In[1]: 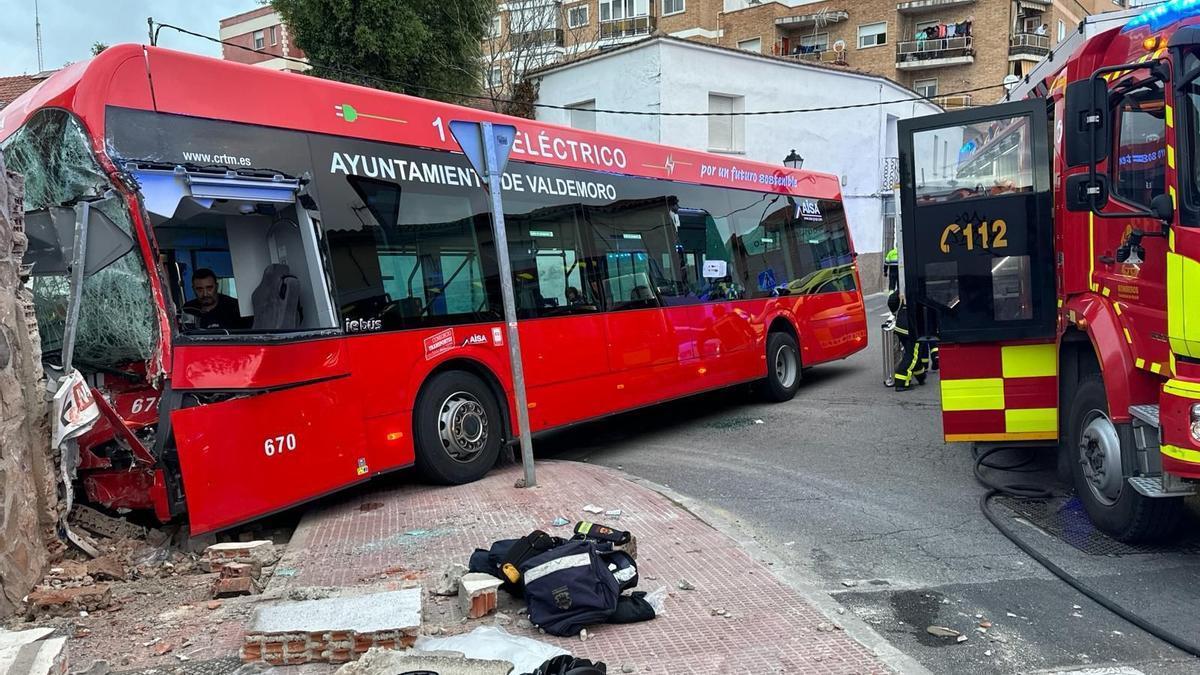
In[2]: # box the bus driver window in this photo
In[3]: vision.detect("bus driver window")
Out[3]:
[131,166,337,334]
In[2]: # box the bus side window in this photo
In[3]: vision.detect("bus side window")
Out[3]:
[584,198,683,310]
[725,192,795,297]
[324,168,502,331]
[503,200,599,318]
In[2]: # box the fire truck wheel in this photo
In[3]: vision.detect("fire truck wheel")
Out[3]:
[763,331,801,402]
[1067,374,1184,542]
[414,370,503,485]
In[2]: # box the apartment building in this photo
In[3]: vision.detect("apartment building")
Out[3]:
[487,0,1145,103]
[533,36,943,276]
[218,6,309,73]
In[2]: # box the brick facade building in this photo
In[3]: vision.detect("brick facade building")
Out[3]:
[218,6,309,73]
[488,0,1141,103]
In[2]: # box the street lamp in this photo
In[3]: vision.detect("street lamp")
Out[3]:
[784,149,804,170]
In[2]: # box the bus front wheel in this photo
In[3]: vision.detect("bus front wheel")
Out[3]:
[414,370,503,485]
[763,331,801,402]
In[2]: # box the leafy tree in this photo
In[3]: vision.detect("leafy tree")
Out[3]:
[90,42,109,56]
[271,0,492,102]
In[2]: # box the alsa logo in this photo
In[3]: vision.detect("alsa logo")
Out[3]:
[462,334,488,347]
[798,199,822,222]
[344,318,382,333]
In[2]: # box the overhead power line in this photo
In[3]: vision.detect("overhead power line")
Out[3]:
[151,21,1008,117]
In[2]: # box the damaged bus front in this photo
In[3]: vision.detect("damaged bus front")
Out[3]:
[5,106,175,522]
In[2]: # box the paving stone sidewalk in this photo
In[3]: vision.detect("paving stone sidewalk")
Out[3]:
[267,460,892,674]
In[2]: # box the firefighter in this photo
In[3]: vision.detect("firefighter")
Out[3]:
[884,247,899,292]
[890,290,929,392]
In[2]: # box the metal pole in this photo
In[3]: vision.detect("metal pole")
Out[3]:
[61,202,90,371]
[480,122,536,488]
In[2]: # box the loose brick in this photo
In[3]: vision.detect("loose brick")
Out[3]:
[26,583,112,615]
[458,573,502,619]
[85,556,126,581]
[213,576,256,598]
[219,561,259,579]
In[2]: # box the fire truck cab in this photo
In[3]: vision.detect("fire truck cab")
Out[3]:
[898,1,1200,542]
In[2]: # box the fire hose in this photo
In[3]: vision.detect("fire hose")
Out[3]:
[973,444,1200,658]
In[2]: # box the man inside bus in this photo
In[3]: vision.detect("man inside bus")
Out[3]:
[183,268,245,330]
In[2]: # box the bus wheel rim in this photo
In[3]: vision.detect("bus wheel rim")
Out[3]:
[1079,409,1122,506]
[438,391,488,463]
[775,344,798,389]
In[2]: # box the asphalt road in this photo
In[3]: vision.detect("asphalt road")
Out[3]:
[538,292,1200,675]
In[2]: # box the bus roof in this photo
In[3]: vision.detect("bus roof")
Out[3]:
[0,44,842,201]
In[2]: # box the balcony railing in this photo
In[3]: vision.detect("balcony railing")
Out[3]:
[781,48,847,65]
[511,28,565,49]
[1009,32,1050,57]
[895,36,974,69]
[775,9,849,28]
[599,15,656,40]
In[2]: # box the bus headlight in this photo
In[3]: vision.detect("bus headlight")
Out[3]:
[1193,404,1200,443]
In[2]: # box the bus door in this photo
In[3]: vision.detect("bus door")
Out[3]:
[897,99,1058,442]
[133,166,366,534]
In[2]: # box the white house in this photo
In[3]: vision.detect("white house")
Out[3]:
[530,36,941,288]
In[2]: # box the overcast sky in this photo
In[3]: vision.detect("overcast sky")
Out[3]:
[0,0,260,76]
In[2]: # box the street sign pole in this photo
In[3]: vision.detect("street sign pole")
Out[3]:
[450,120,536,488]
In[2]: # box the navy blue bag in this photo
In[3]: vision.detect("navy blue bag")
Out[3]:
[519,539,620,637]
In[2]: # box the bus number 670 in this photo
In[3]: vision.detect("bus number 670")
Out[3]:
[264,433,298,457]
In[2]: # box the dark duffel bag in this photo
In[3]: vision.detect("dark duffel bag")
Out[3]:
[520,539,619,637]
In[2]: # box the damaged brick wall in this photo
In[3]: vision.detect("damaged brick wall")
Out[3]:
[0,151,57,618]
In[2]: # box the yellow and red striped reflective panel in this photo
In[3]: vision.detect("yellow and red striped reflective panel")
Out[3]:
[940,342,1058,442]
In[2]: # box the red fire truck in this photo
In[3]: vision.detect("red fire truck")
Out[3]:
[0,44,867,535]
[898,1,1200,542]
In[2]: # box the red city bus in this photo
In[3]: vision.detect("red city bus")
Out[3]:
[1,45,867,534]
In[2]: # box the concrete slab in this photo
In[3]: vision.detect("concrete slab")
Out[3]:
[251,588,421,634]
[0,635,68,675]
[0,628,55,651]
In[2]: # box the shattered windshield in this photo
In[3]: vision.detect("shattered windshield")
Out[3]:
[2,109,157,366]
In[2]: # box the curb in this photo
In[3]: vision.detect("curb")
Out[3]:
[622,471,935,675]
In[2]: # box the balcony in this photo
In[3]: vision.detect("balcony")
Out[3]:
[1009,32,1050,59]
[896,36,974,70]
[599,15,656,40]
[774,41,848,65]
[792,49,848,65]
[511,28,565,50]
[896,0,976,15]
[933,94,973,109]
[775,9,849,28]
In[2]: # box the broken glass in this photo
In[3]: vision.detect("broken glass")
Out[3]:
[3,109,157,366]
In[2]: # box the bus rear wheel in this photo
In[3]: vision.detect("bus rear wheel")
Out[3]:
[763,331,801,402]
[414,370,503,485]
[1067,374,1183,542]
